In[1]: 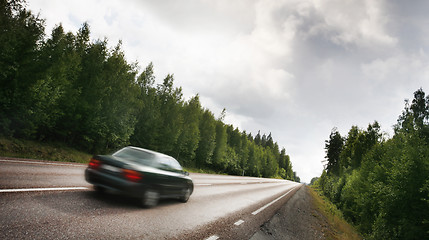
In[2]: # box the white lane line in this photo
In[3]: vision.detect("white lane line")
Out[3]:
[252,188,294,215]
[0,187,89,193]
[205,235,219,240]
[234,219,245,226]
[0,159,84,167]
[195,183,213,186]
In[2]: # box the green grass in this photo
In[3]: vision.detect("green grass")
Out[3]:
[308,186,362,240]
[0,137,92,163]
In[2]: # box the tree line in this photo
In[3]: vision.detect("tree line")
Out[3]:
[0,0,299,181]
[315,88,429,239]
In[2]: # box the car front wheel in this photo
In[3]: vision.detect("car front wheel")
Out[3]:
[141,189,159,208]
[179,186,191,203]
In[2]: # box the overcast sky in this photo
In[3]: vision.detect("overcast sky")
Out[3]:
[28,0,429,183]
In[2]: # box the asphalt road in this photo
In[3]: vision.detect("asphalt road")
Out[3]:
[0,157,302,240]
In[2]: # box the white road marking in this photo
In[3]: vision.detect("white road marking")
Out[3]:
[204,235,219,240]
[252,188,294,215]
[234,219,244,226]
[195,183,212,186]
[0,187,89,193]
[0,159,84,167]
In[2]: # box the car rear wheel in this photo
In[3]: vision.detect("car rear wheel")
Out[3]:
[179,186,191,203]
[94,185,105,194]
[141,189,159,208]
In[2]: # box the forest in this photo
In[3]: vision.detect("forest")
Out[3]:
[315,88,429,239]
[0,0,299,181]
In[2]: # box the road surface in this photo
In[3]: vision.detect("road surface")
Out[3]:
[0,157,302,239]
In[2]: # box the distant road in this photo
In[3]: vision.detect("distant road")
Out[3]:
[0,158,302,239]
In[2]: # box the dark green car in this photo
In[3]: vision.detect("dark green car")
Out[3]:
[85,146,193,208]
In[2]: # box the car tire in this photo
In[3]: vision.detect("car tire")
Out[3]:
[179,186,191,203]
[141,189,159,208]
[94,185,105,194]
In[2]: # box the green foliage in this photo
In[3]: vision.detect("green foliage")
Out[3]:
[212,120,228,171]
[324,128,344,175]
[0,0,45,137]
[0,0,299,181]
[155,74,184,155]
[174,95,201,166]
[316,88,429,239]
[131,63,161,150]
[195,110,216,168]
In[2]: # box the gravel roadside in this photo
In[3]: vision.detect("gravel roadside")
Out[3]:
[250,185,330,240]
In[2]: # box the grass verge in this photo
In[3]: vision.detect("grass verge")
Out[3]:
[0,138,230,175]
[0,137,92,163]
[309,186,362,240]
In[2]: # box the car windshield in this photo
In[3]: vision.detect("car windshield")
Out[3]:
[113,148,156,167]
[169,158,183,171]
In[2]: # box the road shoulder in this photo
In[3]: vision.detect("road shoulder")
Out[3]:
[250,185,330,240]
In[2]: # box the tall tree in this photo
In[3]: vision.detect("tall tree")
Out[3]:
[0,0,45,137]
[174,95,201,166]
[410,88,429,129]
[239,132,249,175]
[156,74,184,155]
[212,120,227,171]
[131,63,161,150]
[247,143,258,176]
[36,24,82,141]
[94,41,139,150]
[397,88,429,133]
[266,133,274,149]
[254,130,261,146]
[195,109,216,168]
[324,128,343,175]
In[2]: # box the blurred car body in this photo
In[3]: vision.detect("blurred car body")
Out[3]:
[85,146,193,207]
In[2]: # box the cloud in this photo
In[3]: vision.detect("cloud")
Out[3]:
[136,0,256,35]
[309,0,397,48]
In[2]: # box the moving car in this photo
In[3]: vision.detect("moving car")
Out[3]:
[85,146,193,208]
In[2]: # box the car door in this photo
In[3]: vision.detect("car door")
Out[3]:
[156,157,180,195]
[167,158,187,195]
